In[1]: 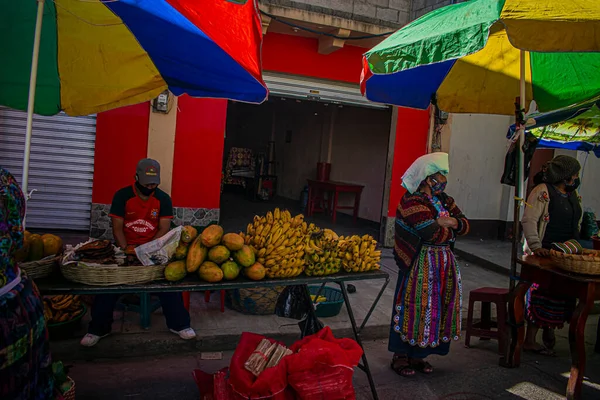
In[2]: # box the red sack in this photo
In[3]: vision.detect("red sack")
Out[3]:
[228,332,294,400]
[286,327,363,400]
[193,368,234,400]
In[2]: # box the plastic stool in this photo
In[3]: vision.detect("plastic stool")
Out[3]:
[465,287,509,355]
[204,290,225,313]
[116,293,161,330]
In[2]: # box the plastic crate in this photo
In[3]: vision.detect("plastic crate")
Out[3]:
[308,286,344,318]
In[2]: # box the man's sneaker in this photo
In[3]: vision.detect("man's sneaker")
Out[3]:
[80,333,109,347]
[170,328,196,340]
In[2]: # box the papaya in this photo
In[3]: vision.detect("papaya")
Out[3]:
[165,260,187,281]
[233,245,255,268]
[174,243,189,260]
[244,263,266,281]
[198,261,224,283]
[181,226,198,245]
[221,261,240,280]
[201,225,224,248]
[27,234,44,262]
[208,245,230,264]
[186,237,208,273]
[41,234,63,257]
[222,233,244,251]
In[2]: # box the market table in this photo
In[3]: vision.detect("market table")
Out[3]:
[306,179,364,224]
[37,270,390,400]
[501,255,600,400]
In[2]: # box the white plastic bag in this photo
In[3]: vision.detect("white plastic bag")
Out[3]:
[135,226,183,266]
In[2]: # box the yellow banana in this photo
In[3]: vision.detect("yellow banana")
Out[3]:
[266,211,274,224]
[274,208,281,221]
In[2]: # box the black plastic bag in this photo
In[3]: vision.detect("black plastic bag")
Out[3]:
[275,285,310,320]
[501,134,538,187]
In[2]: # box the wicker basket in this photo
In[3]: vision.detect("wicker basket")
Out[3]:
[20,255,61,279]
[55,376,76,400]
[550,249,600,275]
[61,262,165,286]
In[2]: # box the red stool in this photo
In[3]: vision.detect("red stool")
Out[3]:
[465,287,509,355]
[204,290,225,313]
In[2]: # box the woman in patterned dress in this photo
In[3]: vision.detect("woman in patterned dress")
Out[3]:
[0,167,54,399]
[389,153,470,377]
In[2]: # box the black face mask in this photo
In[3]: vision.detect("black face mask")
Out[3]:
[564,178,581,193]
[136,181,156,196]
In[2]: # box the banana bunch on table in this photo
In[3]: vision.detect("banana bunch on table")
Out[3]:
[305,229,342,276]
[242,208,307,278]
[43,295,84,324]
[338,235,382,273]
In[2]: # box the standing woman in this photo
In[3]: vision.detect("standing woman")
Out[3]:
[522,155,583,355]
[389,153,470,377]
[0,168,54,399]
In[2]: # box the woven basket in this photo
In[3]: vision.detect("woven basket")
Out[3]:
[550,249,600,275]
[55,376,75,400]
[20,255,61,279]
[61,262,165,286]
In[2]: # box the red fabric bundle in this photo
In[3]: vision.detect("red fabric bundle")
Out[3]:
[285,327,363,400]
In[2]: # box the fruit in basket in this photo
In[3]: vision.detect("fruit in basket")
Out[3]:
[165,261,187,281]
[181,226,198,244]
[221,260,241,280]
[41,234,63,257]
[43,295,84,324]
[201,225,224,248]
[222,233,244,251]
[233,245,255,268]
[27,234,45,262]
[198,261,224,282]
[208,245,230,264]
[244,262,266,281]
[174,243,189,260]
[186,237,208,273]
[338,234,382,273]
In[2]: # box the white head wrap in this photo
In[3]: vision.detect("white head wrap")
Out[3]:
[401,152,449,194]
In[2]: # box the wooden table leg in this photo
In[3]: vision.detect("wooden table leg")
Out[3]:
[567,283,596,400]
[307,185,314,216]
[353,190,361,223]
[500,281,531,367]
[332,191,339,224]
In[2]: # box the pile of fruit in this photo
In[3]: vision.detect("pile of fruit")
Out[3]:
[15,232,63,263]
[43,295,84,324]
[304,229,343,277]
[164,225,266,283]
[241,209,307,279]
[338,235,382,273]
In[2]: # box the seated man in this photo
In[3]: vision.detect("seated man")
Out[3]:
[80,159,196,347]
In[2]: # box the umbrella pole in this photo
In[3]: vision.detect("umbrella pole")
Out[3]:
[22,0,45,207]
[510,50,527,291]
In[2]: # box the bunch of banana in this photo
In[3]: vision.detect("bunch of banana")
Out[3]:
[338,234,382,273]
[244,208,308,278]
[43,295,84,324]
[304,229,342,276]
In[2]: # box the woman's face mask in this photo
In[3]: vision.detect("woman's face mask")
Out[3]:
[564,177,581,193]
[429,176,447,194]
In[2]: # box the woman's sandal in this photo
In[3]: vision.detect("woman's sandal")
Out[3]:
[409,358,434,374]
[524,345,556,357]
[390,355,416,377]
[542,329,556,350]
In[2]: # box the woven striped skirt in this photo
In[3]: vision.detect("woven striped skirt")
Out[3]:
[0,275,53,399]
[526,283,576,329]
[390,244,462,350]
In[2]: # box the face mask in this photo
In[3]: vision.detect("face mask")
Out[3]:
[430,178,447,194]
[564,178,580,193]
[136,181,156,196]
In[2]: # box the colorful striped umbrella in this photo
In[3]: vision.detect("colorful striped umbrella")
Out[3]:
[361,0,600,115]
[0,0,267,117]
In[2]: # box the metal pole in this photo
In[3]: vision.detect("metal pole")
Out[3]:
[510,50,526,290]
[22,0,45,200]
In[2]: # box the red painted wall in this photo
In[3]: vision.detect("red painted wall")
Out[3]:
[387,107,430,217]
[92,103,150,204]
[262,33,365,84]
[170,96,227,209]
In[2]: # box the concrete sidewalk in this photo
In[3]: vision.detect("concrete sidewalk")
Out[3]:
[50,248,509,361]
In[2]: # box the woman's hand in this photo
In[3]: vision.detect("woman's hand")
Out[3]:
[437,217,458,229]
[534,248,551,257]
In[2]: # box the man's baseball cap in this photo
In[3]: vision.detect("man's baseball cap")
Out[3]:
[136,159,161,186]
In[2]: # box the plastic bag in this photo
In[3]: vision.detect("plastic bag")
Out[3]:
[228,332,294,400]
[581,210,599,240]
[285,327,363,400]
[135,226,183,265]
[275,286,309,320]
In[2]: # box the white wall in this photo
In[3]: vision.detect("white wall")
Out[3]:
[446,113,515,220]
[577,152,600,214]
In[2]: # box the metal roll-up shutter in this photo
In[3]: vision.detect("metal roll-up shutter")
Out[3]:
[263,72,388,109]
[0,107,96,231]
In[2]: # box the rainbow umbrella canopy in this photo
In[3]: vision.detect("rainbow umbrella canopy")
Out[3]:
[361,0,600,115]
[0,0,268,117]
